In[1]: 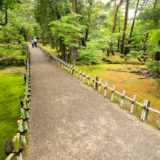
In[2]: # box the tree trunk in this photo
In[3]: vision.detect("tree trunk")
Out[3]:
[42,24,45,46]
[121,0,129,55]
[111,0,123,55]
[81,28,89,46]
[154,0,159,8]
[129,0,140,38]
[85,28,89,42]
[48,27,54,48]
[42,30,45,46]
[60,38,66,60]
[70,0,79,61]
[70,0,76,13]
[112,0,124,33]
[117,19,121,51]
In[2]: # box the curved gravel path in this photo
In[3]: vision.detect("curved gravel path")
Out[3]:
[25,46,160,160]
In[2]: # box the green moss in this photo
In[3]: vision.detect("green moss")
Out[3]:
[0,73,25,160]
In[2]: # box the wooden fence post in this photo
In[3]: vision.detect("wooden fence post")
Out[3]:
[70,65,72,74]
[17,120,26,145]
[104,82,108,97]
[141,100,146,121]
[130,95,136,113]
[72,65,75,75]
[87,74,90,85]
[145,100,150,120]
[93,78,95,90]
[23,101,30,119]
[98,79,102,93]
[120,90,126,107]
[76,69,78,78]
[12,134,23,160]
[21,108,28,131]
[83,71,85,82]
[24,74,26,84]
[111,85,115,101]
[80,70,82,80]
[60,59,61,67]
[141,100,150,121]
[95,76,99,90]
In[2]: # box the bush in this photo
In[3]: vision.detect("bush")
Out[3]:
[79,40,103,64]
[0,56,24,66]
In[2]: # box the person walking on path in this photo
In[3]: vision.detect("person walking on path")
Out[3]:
[31,39,34,48]
[34,37,38,48]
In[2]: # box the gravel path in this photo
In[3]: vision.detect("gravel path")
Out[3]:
[25,46,160,160]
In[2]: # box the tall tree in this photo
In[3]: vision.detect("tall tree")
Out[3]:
[70,0,79,61]
[112,0,124,33]
[0,0,19,26]
[121,0,130,55]
[154,0,159,8]
[129,0,140,38]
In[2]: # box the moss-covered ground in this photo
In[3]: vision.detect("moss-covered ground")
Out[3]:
[0,69,25,160]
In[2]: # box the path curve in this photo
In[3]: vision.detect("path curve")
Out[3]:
[25,46,160,160]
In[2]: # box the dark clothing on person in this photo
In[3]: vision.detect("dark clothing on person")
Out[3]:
[34,38,37,48]
[31,40,34,48]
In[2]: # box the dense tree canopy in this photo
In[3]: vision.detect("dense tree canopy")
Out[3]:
[0,0,159,74]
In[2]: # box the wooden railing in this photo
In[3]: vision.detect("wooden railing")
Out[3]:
[5,49,31,160]
[39,45,160,123]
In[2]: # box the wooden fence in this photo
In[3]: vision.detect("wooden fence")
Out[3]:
[39,45,160,123]
[5,49,31,160]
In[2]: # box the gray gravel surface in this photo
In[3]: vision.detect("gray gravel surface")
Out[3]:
[25,46,160,160]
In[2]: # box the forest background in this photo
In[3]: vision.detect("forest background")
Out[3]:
[0,0,160,159]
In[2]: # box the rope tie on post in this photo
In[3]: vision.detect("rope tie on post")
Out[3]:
[93,78,95,90]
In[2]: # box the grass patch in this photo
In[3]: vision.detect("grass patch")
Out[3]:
[39,44,57,56]
[0,71,25,160]
[77,64,160,108]
[100,52,144,65]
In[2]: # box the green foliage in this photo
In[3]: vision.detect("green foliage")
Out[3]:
[139,8,160,29]
[79,39,103,64]
[0,25,23,43]
[50,14,85,48]
[149,29,160,45]
[148,61,160,75]
[127,33,150,62]
[0,72,25,160]
[0,47,27,66]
